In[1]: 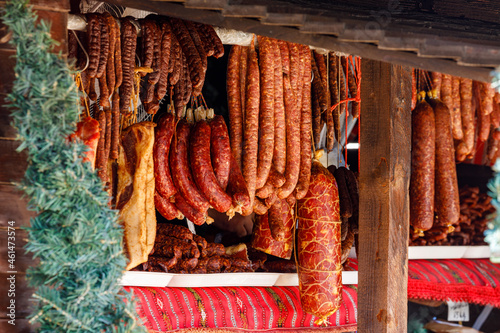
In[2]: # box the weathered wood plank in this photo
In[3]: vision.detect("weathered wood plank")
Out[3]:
[104,0,494,82]
[358,59,411,333]
[0,273,35,319]
[0,228,35,273]
[0,184,34,229]
[0,318,36,332]
[0,139,27,184]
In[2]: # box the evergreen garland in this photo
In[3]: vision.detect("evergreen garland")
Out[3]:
[487,160,500,263]
[2,0,145,331]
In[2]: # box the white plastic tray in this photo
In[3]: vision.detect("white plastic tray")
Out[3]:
[274,271,358,286]
[349,245,490,260]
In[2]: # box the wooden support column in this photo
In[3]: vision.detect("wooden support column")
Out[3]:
[358,59,412,332]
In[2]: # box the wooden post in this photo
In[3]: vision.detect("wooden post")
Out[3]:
[358,59,412,332]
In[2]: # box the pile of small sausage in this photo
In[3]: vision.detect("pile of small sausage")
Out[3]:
[410,72,499,238]
[68,14,223,186]
[227,37,313,218]
[140,223,254,273]
[410,186,493,246]
[154,109,251,225]
[311,52,360,150]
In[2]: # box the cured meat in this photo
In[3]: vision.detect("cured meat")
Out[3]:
[119,18,138,113]
[450,76,463,140]
[155,191,183,221]
[429,96,460,227]
[410,98,435,233]
[277,74,301,199]
[86,14,101,78]
[210,115,231,190]
[342,57,359,118]
[333,166,352,241]
[154,113,177,198]
[241,41,260,216]
[173,192,206,226]
[431,72,442,98]
[329,53,340,143]
[190,120,232,213]
[226,152,251,214]
[227,45,244,169]
[251,203,295,260]
[456,78,474,161]
[157,223,194,240]
[256,36,275,189]
[116,122,157,270]
[68,116,100,168]
[268,197,291,241]
[297,160,342,324]
[155,21,172,100]
[272,38,286,177]
[170,120,209,212]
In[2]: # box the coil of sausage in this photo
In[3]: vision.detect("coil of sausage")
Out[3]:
[210,115,231,191]
[297,160,342,325]
[154,113,177,198]
[410,95,435,234]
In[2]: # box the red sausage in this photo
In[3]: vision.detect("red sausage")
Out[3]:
[190,120,232,213]
[154,113,177,198]
[170,119,209,212]
[173,192,206,225]
[155,191,183,220]
[226,152,251,214]
[210,115,231,190]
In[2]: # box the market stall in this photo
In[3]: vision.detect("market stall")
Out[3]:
[2,0,500,332]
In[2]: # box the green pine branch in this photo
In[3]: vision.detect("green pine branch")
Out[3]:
[2,0,145,331]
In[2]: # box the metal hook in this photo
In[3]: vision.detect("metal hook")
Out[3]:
[71,29,90,72]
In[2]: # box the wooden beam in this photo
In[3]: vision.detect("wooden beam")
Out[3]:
[358,59,411,332]
[104,0,494,82]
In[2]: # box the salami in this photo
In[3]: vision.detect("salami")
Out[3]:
[239,47,248,121]
[154,113,177,198]
[170,119,209,212]
[210,115,231,190]
[156,21,172,101]
[190,120,232,213]
[241,41,260,216]
[227,45,244,169]
[431,72,442,98]
[329,53,340,142]
[268,197,290,241]
[256,36,275,189]
[251,208,294,260]
[410,97,435,233]
[184,20,207,96]
[103,13,117,95]
[168,32,182,86]
[295,45,312,200]
[155,192,183,220]
[119,18,138,113]
[428,95,460,227]
[110,92,120,159]
[226,152,251,214]
[173,192,206,226]
[342,57,359,118]
[86,14,101,78]
[456,78,474,161]
[477,82,492,142]
[272,38,286,176]
[278,74,301,199]
[450,76,463,140]
[297,160,342,324]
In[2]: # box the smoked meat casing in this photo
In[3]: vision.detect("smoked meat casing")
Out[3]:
[429,97,460,226]
[297,160,342,324]
[154,113,177,198]
[410,99,435,232]
[210,115,231,191]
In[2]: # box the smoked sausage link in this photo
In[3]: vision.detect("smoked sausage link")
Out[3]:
[154,113,177,198]
[190,120,232,213]
[210,115,231,191]
[410,99,435,233]
[429,96,460,226]
[170,120,209,212]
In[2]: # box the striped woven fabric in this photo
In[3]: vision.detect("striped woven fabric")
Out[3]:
[125,286,358,332]
[407,258,500,307]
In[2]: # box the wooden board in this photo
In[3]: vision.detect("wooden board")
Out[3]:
[358,59,411,332]
[0,139,27,183]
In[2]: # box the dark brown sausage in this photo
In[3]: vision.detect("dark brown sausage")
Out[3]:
[119,18,138,113]
[184,20,207,97]
[256,36,275,189]
[210,115,231,191]
[86,13,101,78]
[155,192,183,220]
[103,13,117,95]
[154,113,177,198]
[410,99,435,233]
[341,57,359,118]
[333,167,353,220]
[110,92,120,159]
[168,32,182,86]
[170,119,210,212]
[295,45,312,200]
[227,45,244,169]
[96,14,109,79]
[98,70,110,108]
[329,53,340,144]
[155,20,172,101]
[96,110,107,183]
[428,96,460,227]
[241,41,260,216]
[190,120,232,213]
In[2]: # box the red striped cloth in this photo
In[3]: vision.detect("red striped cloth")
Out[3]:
[125,286,358,332]
[407,258,500,307]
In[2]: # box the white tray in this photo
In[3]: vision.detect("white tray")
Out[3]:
[119,271,174,287]
[274,271,358,286]
[348,245,490,260]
